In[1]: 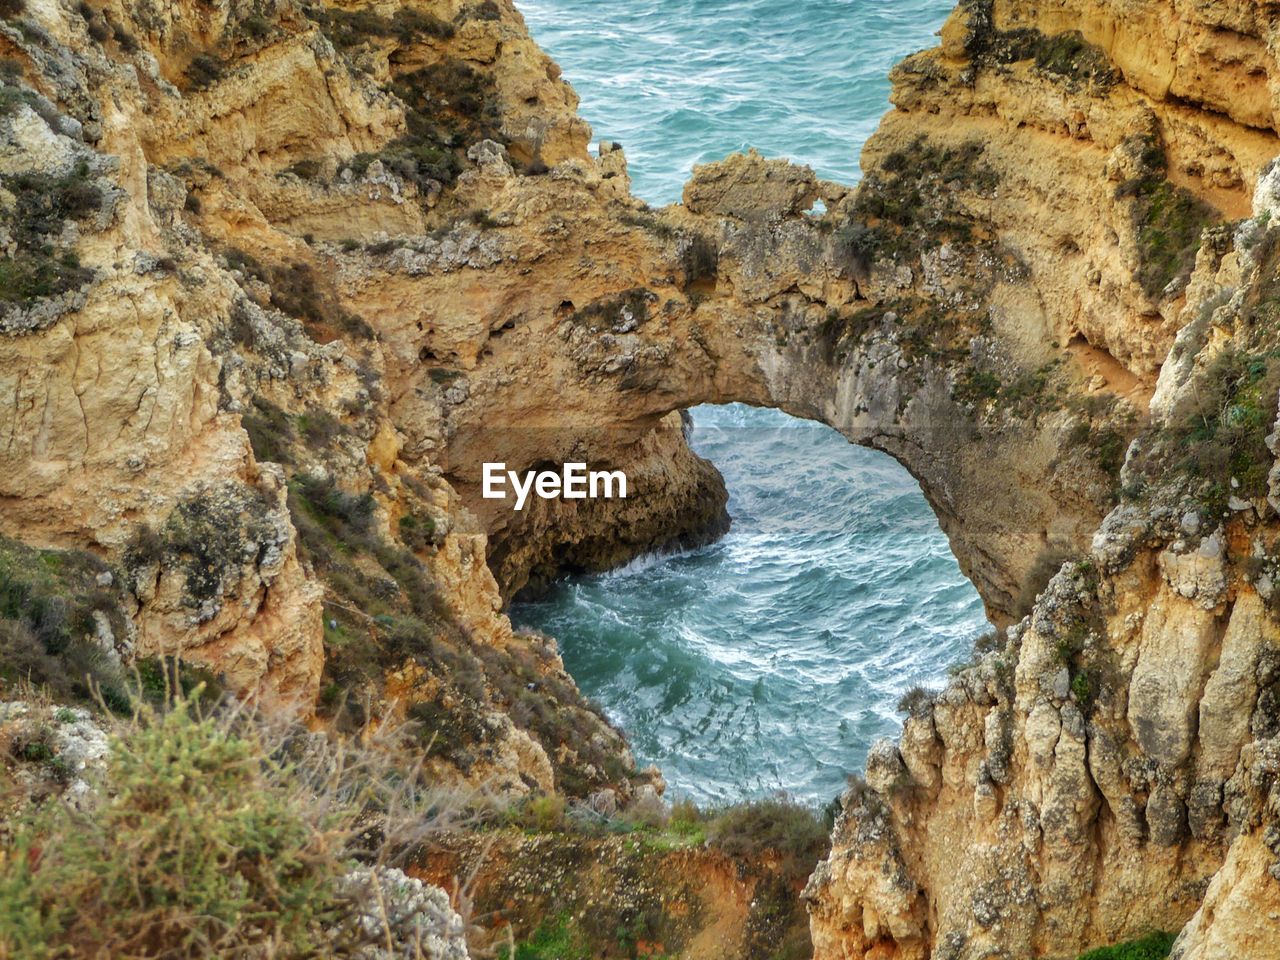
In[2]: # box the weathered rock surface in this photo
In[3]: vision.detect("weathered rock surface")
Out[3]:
[800,4,1280,955]
[2,0,1280,957]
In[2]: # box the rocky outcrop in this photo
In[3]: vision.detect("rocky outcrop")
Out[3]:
[3,0,1280,956]
[0,0,650,796]
[801,4,1280,955]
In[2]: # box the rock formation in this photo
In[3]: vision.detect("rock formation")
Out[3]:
[800,3,1280,957]
[1,0,1279,957]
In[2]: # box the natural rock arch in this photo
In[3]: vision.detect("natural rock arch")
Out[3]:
[398,149,1135,624]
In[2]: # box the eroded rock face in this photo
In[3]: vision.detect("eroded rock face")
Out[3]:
[0,0,644,795]
[802,4,1280,953]
[429,140,1130,623]
[3,0,1280,956]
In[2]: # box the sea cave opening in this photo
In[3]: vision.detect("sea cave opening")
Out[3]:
[510,403,991,806]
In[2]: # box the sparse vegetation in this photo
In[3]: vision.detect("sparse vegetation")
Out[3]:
[241,396,296,464]
[1167,348,1280,497]
[398,512,438,552]
[0,684,460,958]
[897,685,937,718]
[705,796,831,876]
[997,29,1117,86]
[849,136,999,259]
[0,163,99,308]
[124,483,279,615]
[620,210,677,240]
[223,248,373,341]
[1113,140,1215,299]
[304,5,454,51]
[0,535,130,707]
[286,468,627,792]
[500,914,592,960]
[568,288,653,331]
[184,53,225,90]
[337,54,509,193]
[1071,670,1093,706]
[477,794,826,960]
[1076,932,1176,960]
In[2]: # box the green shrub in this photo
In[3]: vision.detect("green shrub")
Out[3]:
[512,794,568,832]
[398,512,437,552]
[291,474,375,538]
[241,396,296,464]
[500,913,591,960]
[1169,348,1280,496]
[568,288,653,330]
[157,487,277,608]
[185,54,224,90]
[241,14,271,39]
[1071,670,1093,706]
[0,695,350,957]
[469,0,502,21]
[112,25,138,52]
[1077,931,1176,960]
[953,368,1002,404]
[307,6,454,50]
[0,254,92,305]
[341,58,504,191]
[0,165,99,306]
[896,685,937,718]
[296,408,347,447]
[852,136,999,258]
[407,695,491,767]
[707,797,830,874]
[0,685,462,958]
[1118,174,1214,298]
[996,29,1117,86]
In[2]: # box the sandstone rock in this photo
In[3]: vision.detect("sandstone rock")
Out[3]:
[339,867,469,960]
[682,149,819,220]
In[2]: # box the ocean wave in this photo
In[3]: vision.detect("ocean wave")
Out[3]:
[512,0,974,805]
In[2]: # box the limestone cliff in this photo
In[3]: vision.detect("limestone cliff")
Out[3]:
[800,3,1280,957]
[0,0,685,800]
[3,0,1280,957]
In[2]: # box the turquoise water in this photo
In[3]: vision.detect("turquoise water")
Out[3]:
[513,0,986,806]
[518,0,954,205]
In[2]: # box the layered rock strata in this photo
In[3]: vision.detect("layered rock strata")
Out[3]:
[2,0,1280,956]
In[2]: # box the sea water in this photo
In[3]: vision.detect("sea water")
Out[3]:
[511,0,987,806]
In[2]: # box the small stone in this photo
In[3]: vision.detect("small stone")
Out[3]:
[1051,667,1071,700]
[1228,495,1252,512]
[95,571,113,587]
[1199,531,1225,559]
[1181,511,1201,535]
